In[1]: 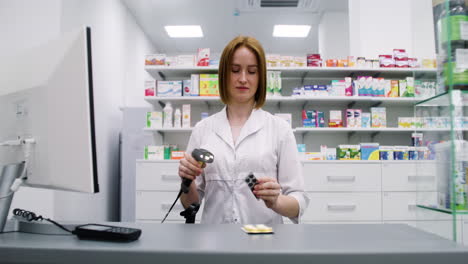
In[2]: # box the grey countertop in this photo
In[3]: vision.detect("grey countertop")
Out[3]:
[0,223,467,264]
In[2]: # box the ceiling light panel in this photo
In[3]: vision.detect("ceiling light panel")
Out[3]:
[165,25,203,38]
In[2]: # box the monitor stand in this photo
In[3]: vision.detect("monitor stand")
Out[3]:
[0,162,76,235]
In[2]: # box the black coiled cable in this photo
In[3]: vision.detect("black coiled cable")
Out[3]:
[12,208,73,233]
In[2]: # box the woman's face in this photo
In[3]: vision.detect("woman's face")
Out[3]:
[228,46,259,105]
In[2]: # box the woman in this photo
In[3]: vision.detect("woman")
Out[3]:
[178,36,309,224]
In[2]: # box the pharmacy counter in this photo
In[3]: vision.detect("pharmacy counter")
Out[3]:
[0,223,467,264]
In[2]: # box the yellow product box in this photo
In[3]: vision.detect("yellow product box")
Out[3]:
[280,56,294,67]
[199,74,219,96]
[266,54,280,67]
[388,80,399,97]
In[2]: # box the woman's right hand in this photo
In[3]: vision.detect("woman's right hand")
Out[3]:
[178,152,204,182]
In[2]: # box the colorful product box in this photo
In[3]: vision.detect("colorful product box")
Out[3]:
[317,111,325,127]
[190,74,199,96]
[399,80,407,97]
[360,143,380,160]
[266,54,280,67]
[395,58,409,68]
[145,80,156,96]
[280,56,294,67]
[371,107,386,128]
[182,80,192,96]
[294,57,307,67]
[182,104,191,128]
[404,77,415,97]
[362,112,371,128]
[344,77,353,96]
[307,54,322,67]
[157,80,182,97]
[398,117,413,128]
[348,56,356,67]
[346,109,355,128]
[379,146,394,160]
[171,151,185,160]
[273,71,282,96]
[337,145,361,160]
[393,146,409,160]
[197,48,210,66]
[388,80,399,97]
[354,109,362,128]
[302,110,318,127]
[338,59,348,67]
[146,112,163,128]
[329,110,343,127]
[199,74,219,96]
[145,54,165,65]
[305,152,323,160]
[393,49,408,60]
[379,55,394,67]
[144,145,164,160]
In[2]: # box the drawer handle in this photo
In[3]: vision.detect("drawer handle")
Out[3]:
[408,204,417,210]
[327,204,356,211]
[161,174,180,181]
[161,203,184,211]
[407,175,435,182]
[327,176,356,182]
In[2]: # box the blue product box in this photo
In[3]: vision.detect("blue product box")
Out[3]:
[304,85,313,96]
[360,143,380,160]
[297,144,306,153]
[303,119,314,127]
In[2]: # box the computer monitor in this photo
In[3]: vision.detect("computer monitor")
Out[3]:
[0,26,98,231]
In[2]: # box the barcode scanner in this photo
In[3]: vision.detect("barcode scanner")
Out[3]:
[181,148,214,193]
[162,148,214,224]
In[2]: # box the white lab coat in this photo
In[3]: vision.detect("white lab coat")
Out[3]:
[186,107,309,224]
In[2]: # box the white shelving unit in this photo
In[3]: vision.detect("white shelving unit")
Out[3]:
[135,63,457,237]
[144,95,418,107]
[145,65,436,79]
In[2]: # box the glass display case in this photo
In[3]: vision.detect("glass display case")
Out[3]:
[413,0,468,243]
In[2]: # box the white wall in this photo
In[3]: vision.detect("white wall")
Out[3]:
[0,0,155,222]
[319,11,350,59]
[349,0,435,59]
[0,0,62,219]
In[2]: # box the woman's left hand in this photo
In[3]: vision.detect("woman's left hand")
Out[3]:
[254,177,281,209]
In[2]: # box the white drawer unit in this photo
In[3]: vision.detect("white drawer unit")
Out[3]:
[382,192,418,221]
[136,191,204,221]
[381,162,437,191]
[302,163,381,192]
[136,161,180,191]
[303,192,382,222]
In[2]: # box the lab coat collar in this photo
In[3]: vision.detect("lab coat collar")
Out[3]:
[214,106,265,150]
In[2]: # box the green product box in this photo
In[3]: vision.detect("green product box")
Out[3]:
[337,145,361,160]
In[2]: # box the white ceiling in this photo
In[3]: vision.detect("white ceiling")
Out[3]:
[122,0,348,55]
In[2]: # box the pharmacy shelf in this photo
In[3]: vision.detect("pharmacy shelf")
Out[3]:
[144,95,419,107]
[143,128,193,133]
[138,159,436,164]
[145,65,437,79]
[143,127,463,134]
[136,159,180,163]
[293,127,456,134]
